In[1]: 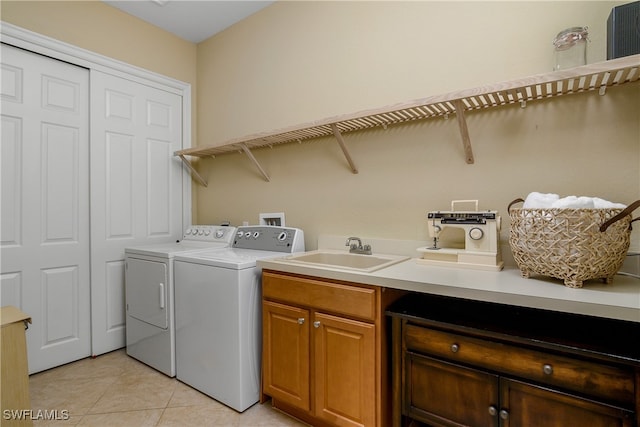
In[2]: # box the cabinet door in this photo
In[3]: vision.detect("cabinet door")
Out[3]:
[404,353,499,427]
[501,378,635,427]
[314,312,376,427]
[262,300,310,411]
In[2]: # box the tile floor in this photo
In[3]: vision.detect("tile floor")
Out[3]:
[29,349,307,426]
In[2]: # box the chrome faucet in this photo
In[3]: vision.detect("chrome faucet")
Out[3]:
[345,237,372,255]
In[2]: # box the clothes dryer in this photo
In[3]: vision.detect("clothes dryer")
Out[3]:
[174,226,304,412]
[124,225,236,377]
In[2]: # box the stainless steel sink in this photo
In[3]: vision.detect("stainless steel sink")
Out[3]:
[284,250,409,272]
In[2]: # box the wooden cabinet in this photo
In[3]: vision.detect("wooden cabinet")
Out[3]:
[405,352,634,427]
[1,306,33,427]
[314,311,376,426]
[263,300,310,411]
[501,378,634,427]
[388,293,640,427]
[405,353,499,427]
[261,270,405,427]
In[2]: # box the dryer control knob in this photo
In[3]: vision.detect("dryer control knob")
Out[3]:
[278,232,288,241]
[244,232,252,238]
[237,231,244,238]
[204,229,211,236]
[215,229,225,239]
[253,232,260,239]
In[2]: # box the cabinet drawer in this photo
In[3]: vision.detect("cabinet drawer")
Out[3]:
[404,324,635,406]
[263,272,377,321]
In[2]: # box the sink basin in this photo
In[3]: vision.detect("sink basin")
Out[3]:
[285,250,409,273]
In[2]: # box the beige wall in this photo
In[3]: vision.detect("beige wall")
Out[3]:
[197,1,621,143]
[195,1,639,261]
[2,1,638,263]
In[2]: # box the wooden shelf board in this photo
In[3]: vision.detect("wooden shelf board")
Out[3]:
[175,54,639,177]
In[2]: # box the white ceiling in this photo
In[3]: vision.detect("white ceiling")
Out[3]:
[102,0,275,43]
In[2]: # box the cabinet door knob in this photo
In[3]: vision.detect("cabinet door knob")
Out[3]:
[488,405,498,416]
[450,343,460,353]
[297,318,305,325]
[499,409,509,420]
[542,364,553,375]
[313,321,321,328]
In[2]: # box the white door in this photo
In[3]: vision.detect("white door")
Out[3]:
[90,71,183,356]
[0,43,91,373]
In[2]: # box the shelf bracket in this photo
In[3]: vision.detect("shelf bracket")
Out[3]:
[239,143,271,182]
[177,154,208,187]
[330,124,359,174]
[453,100,475,164]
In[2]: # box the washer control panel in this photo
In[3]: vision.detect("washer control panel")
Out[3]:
[233,226,305,253]
[182,225,236,243]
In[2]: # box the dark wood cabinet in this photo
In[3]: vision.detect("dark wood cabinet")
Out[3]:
[501,378,634,427]
[388,293,640,427]
[405,353,499,427]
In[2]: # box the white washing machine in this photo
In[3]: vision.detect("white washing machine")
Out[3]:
[174,225,304,412]
[124,225,236,377]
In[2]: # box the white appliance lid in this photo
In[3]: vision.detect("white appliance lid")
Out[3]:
[174,248,290,269]
[124,225,236,258]
[125,240,232,258]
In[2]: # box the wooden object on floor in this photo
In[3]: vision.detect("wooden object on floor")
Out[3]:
[1,306,33,427]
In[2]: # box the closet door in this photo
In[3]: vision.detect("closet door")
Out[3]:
[0,43,91,373]
[90,71,183,355]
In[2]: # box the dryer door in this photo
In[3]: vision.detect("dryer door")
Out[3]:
[125,257,169,329]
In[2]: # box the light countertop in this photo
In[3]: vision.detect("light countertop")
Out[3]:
[258,256,640,323]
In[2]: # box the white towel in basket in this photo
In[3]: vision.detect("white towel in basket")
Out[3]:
[523,192,560,208]
[551,196,595,209]
[592,197,627,209]
[523,192,627,209]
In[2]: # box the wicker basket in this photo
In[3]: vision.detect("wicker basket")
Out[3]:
[508,198,639,288]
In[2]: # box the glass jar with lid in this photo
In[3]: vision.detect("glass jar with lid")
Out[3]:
[553,26,588,71]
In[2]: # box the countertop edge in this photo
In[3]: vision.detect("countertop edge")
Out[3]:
[257,258,640,323]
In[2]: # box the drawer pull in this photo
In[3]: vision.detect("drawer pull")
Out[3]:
[297,318,305,325]
[313,321,321,328]
[450,343,460,353]
[499,409,509,420]
[488,405,498,416]
[543,364,554,375]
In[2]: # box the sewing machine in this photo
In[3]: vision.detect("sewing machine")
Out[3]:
[417,200,504,271]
